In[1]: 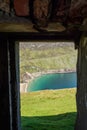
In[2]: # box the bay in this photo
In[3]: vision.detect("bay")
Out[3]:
[27,72,77,92]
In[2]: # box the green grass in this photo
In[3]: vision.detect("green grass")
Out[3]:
[21,88,77,130]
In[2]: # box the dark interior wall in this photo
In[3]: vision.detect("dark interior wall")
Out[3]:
[0,0,87,27]
[0,40,11,130]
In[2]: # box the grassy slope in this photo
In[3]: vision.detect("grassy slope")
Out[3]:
[21,88,77,130]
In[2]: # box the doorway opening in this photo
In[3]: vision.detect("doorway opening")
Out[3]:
[19,41,77,130]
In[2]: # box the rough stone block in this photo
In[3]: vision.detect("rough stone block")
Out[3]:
[0,0,10,13]
[14,0,29,16]
[33,0,51,27]
[69,0,87,24]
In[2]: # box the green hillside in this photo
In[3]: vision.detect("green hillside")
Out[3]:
[20,42,77,82]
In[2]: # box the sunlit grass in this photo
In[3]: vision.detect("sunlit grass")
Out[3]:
[21,88,77,130]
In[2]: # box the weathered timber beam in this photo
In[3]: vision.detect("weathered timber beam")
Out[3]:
[8,40,21,130]
[0,38,21,130]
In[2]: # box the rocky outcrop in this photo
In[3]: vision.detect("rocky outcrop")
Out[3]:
[20,72,34,93]
[20,83,28,93]
[22,72,34,83]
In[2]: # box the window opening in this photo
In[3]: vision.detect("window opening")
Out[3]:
[19,41,77,130]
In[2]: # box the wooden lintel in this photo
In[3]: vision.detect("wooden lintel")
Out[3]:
[0,31,77,42]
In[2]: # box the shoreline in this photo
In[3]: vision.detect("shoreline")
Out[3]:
[31,69,76,78]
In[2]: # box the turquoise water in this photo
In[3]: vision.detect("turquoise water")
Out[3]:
[27,72,77,92]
